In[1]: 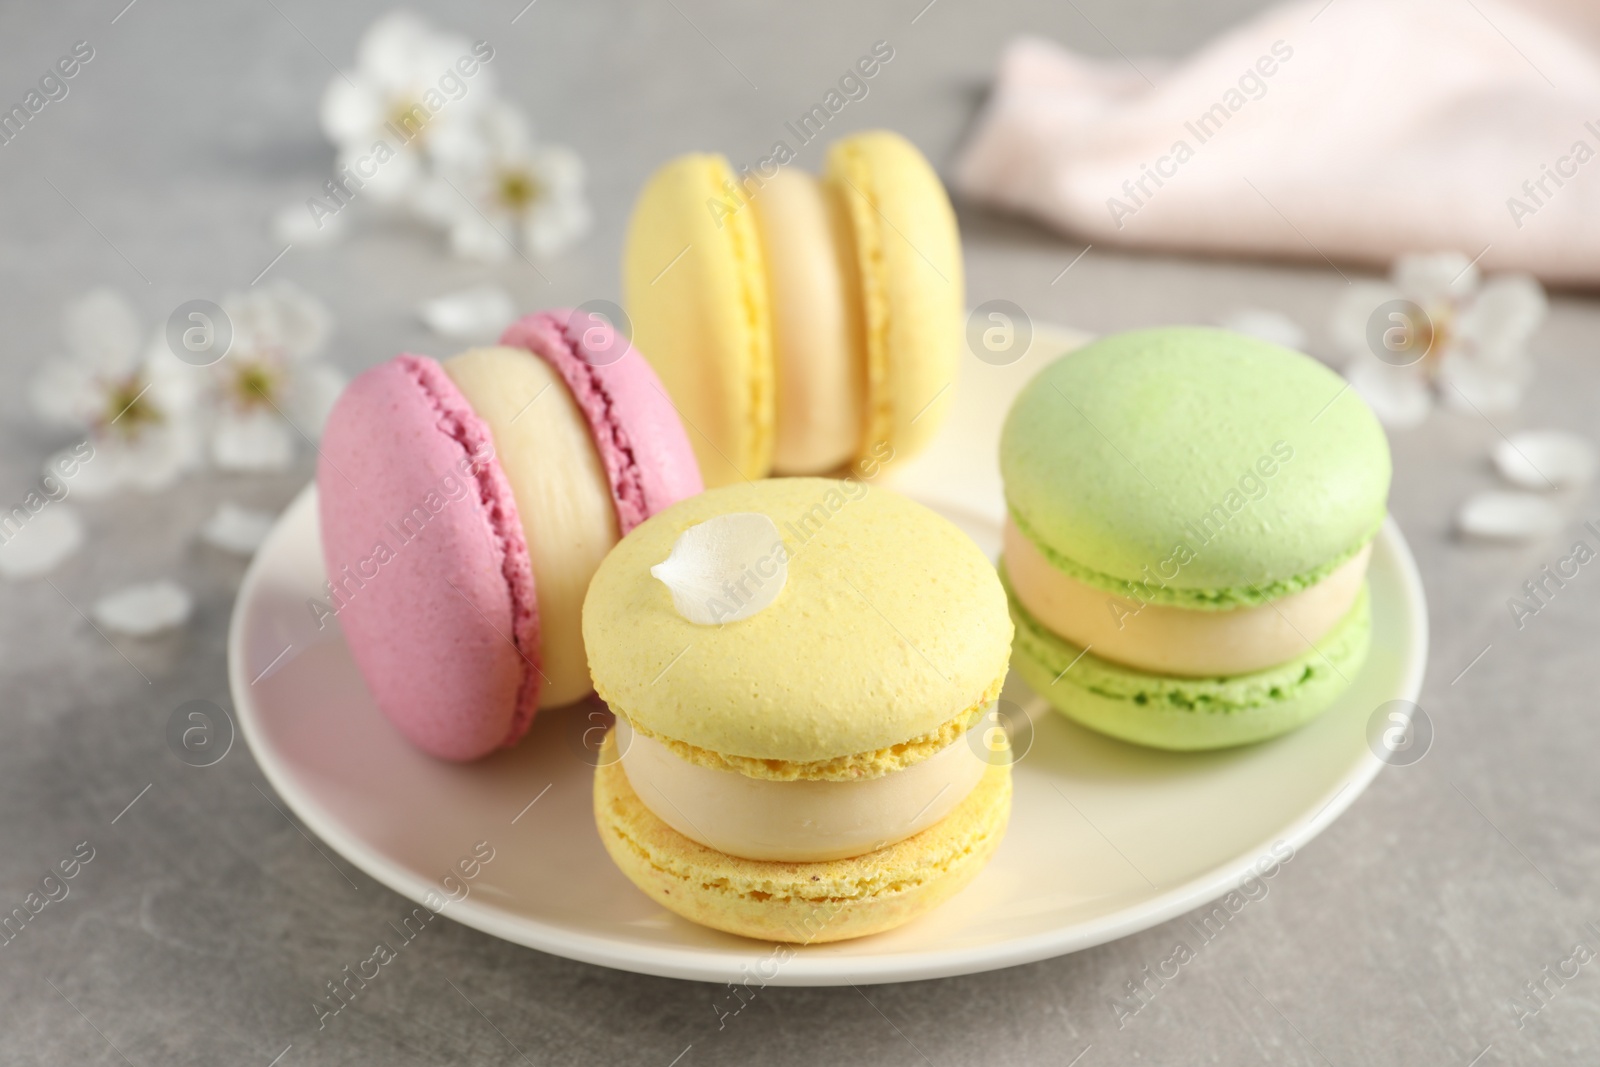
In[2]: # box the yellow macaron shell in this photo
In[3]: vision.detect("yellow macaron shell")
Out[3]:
[751,168,865,475]
[824,130,964,466]
[445,347,620,707]
[594,730,1012,943]
[582,478,1012,779]
[623,153,773,487]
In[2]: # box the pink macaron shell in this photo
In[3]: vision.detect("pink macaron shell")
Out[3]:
[500,310,704,533]
[316,355,541,761]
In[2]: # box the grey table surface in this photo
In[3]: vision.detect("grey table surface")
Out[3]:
[3,0,1599,1063]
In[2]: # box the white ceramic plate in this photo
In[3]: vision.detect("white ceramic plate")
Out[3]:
[228,327,1428,985]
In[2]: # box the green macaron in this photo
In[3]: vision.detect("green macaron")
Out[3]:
[1000,326,1391,750]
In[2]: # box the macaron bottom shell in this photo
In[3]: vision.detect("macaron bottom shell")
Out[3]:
[593,731,1011,943]
[1008,578,1372,751]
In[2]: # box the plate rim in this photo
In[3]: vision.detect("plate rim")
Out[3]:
[230,484,1428,986]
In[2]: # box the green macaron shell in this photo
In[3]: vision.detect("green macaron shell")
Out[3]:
[1000,327,1391,610]
[1006,572,1372,750]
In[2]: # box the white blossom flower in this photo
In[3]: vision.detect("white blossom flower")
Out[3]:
[28,288,202,498]
[319,11,492,209]
[302,12,591,262]
[1330,252,1547,428]
[210,281,344,472]
[435,103,592,262]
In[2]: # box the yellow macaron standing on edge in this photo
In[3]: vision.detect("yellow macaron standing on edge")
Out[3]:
[622,131,964,487]
[583,478,1012,943]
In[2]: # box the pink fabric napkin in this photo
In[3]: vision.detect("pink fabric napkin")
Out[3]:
[954,0,1600,286]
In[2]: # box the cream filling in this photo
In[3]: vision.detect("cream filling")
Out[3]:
[1003,519,1371,678]
[751,168,864,475]
[446,347,620,707]
[617,718,989,862]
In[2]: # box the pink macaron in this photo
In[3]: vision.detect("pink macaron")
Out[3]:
[317,309,703,761]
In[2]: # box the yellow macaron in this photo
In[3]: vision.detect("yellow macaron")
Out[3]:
[583,477,1011,941]
[622,131,964,487]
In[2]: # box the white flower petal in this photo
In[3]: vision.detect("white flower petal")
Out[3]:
[1456,491,1564,542]
[122,424,200,491]
[650,514,787,625]
[42,440,98,493]
[356,13,426,82]
[200,503,276,555]
[319,76,384,145]
[286,362,346,440]
[0,505,84,579]
[272,284,335,360]
[524,194,592,259]
[1492,431,1597,491]
[1328,281,1403,358]
[272,199,347,246]
[1345,359,1432,429]
[480,99,534,154]
[430,100,526,170]
[47,428,195,500]
[28,358,100,427]
[1393,252,1476,306]
[531,142,585,189]
[1457,273,1547,365]
[92,580,193,636]
[1437,352,1526,414]
[224,280,333,361]
[418,285,516,341]
[339,142,422,205]
[49,441,126,501]
[212,410,297,472]
[449,216,513,262]
[519,144,592,258]
[1218,309,1305,351]
[141,345,205,416]
[62,288,142,371]
[358,11,458,89]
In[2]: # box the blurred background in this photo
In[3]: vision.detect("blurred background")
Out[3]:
[3,1,1598,1063]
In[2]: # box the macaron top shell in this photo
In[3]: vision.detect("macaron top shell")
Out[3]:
[499,310,705,534]
[825,130,963,465]
[317,355,540,760]
[1001,327,1391,609]
[623,154,773,486]
[583,478,1011,781]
